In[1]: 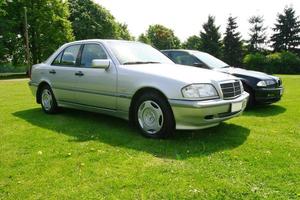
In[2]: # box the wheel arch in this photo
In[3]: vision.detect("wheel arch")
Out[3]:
[128,87,173,123]
[36,81,52,104]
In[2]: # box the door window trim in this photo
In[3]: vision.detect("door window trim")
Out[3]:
[77,43,111,69]
[51,44,82,67]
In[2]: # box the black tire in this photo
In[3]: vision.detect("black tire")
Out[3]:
[243,84,255,108]
[133,92,175,139]
[39,84,59,114]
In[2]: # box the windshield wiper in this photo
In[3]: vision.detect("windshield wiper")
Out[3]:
[123,61,160,65]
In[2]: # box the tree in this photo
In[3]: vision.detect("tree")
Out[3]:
[223,16,244,66]
[0,0,74,64]
[137,33,150,44]
[144,24,181,50]
[182,35,202,50]
[200,15,222,58]
[247,15,267,53]
[68,0,133,40]
[0,0,6,16]
[270,7,300,52]
[115,23,134,40]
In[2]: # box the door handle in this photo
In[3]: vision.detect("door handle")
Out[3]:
[75,71,84,76]
[49,69,56,74]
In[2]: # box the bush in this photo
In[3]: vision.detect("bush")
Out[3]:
[267,51,300,74]
[0,63,27,73]
[243,53,267,72]
[243,51,300,74]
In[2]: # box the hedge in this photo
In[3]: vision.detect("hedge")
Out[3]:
[243,51,300,74]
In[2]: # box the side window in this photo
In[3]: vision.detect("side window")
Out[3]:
[172,52,199,66]
[52,52,63,65]
[61,45,81,66]
[80,44,108,68]
[162,51,170,57]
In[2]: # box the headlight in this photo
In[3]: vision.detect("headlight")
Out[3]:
[257,80,267,87]
[181,84,219,99]
[257,80,276,87]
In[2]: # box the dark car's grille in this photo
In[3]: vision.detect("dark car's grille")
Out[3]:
[220,81,242,99]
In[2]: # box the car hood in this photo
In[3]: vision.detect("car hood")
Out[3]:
[216,67,278,80]
[122,64,237,83]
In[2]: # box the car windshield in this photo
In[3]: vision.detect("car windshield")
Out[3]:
[107,41,174,65]
[192,51,230,68]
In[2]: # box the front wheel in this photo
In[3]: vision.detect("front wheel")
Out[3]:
[134,92,175,138]
[40,85,59,114]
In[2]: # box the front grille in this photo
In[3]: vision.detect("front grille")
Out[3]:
[220,80,242,99]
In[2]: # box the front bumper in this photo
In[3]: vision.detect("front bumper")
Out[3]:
[255,87,283,104]
[169,92,249,130]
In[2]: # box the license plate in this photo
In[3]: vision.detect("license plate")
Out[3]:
[231,102,243,112]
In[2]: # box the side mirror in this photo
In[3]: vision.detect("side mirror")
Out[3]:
[91,59,110,69]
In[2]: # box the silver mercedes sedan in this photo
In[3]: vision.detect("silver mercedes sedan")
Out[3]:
[29,39,249,138]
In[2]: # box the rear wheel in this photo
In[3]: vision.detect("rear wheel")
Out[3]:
[40,85,58,114]
[134,92,175,138]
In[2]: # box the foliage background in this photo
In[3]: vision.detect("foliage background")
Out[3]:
[0,1,300,73]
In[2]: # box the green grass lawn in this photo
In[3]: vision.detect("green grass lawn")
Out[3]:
[0,76,299,199]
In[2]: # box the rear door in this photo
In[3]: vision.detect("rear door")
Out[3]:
[49,44,81,103]
[73,43,117,110]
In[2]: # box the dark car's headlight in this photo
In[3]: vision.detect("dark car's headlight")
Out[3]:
[257,80,276,87]
[182,84,219,99]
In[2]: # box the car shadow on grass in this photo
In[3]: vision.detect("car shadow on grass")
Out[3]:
[13,108,250,160]
[244,104,286,117]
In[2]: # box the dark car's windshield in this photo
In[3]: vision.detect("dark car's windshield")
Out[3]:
[191,51,230,68]
[107,41,174,65]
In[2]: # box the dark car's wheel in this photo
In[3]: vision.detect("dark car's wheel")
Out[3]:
[243,84,255,107]
[133,92,175,138]
[40,85,59,114]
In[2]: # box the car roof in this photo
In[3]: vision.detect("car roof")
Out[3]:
[161,49,205,55]
[63,39,142,46]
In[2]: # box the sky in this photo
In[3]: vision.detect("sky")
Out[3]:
[95,0,300,42]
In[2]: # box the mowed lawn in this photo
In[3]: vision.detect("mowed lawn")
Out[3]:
[0,76,299,199]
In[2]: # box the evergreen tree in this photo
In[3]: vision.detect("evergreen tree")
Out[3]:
[270,7,300,52]
[200,15,222,58]
[247,15,267,53]
[182,35,202,50]
[223,16,244,66]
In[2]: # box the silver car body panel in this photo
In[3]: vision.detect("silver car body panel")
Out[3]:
[29,39,249,130]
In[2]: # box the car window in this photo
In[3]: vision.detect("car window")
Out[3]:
[107,41,174,65]
[80,44,108,68]
[171,52,199,66]
[60,45,81,66]
[52,52,63,65]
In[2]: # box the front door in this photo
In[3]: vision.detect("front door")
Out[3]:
[74,43,117,110]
